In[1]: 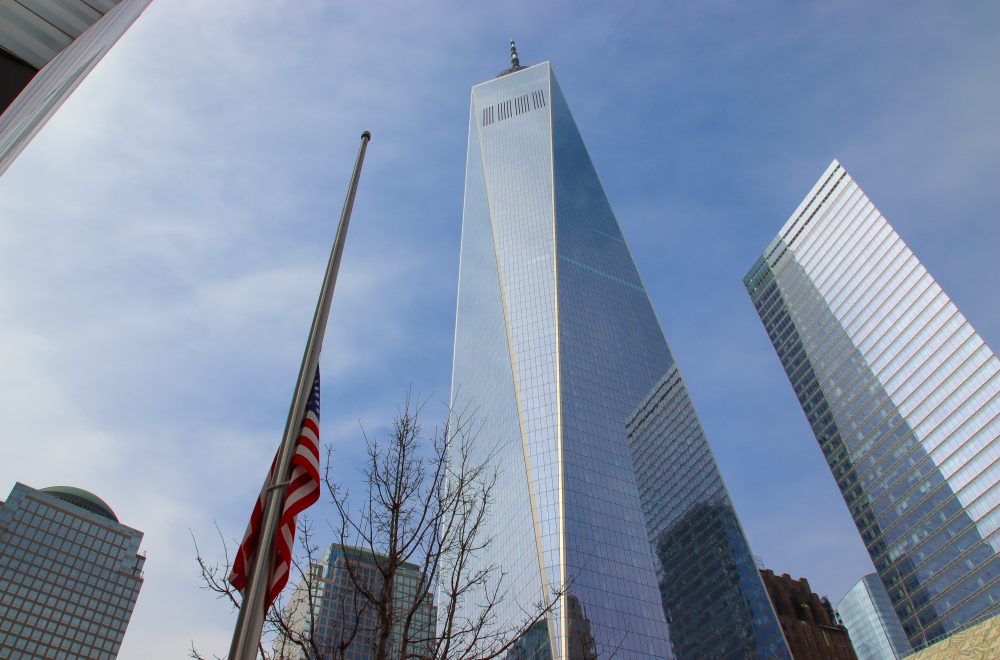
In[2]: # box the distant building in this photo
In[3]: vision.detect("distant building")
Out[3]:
[837,574,913,660]
[0,482,145,658]
[759,568,857,659]
[274,544,436,660]
[744,160,1000,646]
[0,0,153,176]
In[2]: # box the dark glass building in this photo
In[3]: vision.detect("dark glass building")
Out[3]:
[446,47,789,659]
[0,0,153,176]
[744,160,1000,647]
[0,482,145,658]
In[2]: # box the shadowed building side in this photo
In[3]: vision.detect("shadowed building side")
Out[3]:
[628,368,791,659]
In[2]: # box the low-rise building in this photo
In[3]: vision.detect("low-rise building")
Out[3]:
[760,568,857,659]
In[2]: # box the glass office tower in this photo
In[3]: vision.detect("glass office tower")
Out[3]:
[837,574,913,660]
[0,482,145,658]
[274,544,436,659]
[744,160,1000,646]
[0,0,153,177]
[448,50,789,659]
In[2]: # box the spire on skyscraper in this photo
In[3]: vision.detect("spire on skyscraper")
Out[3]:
[452,58,792,659]
[497,39,525,77]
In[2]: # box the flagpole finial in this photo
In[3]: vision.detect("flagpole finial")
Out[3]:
[361,130,371,141]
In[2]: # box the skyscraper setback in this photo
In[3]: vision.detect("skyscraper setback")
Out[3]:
[446,48,788,659]
[744,160,1000,647]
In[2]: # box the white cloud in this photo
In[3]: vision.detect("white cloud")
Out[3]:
[0,0,997,656]
[0,2,453,655]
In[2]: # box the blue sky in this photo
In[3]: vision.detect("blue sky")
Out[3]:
[0,1,997,656]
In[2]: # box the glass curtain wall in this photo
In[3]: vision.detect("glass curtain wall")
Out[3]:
[449,60,788,659]
[837,573,913,660]
[745,160,1000,646]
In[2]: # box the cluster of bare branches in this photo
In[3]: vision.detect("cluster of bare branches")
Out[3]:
[328,396,565,660]
[192,396,563,659]
[192,518,328,660]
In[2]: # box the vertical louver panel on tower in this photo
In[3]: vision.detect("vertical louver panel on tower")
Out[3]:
[479,89,547,127]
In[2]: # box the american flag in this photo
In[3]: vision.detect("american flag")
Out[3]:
[229,369,322,606]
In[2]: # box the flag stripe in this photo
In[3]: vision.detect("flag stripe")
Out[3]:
[229,369,321,607]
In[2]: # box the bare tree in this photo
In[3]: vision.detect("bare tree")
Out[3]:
[327,396,564,660]
[193,397,563,659]
[191,518,331,660]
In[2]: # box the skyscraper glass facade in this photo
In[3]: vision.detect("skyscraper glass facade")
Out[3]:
[0,0,153,177]
[448,59,788,659]
[274,545,435,660]
[837,573,913,660]
[0,482,144,658]
[745,160,1000,646]
[627,369,789,659]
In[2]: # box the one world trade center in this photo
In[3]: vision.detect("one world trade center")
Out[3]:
[446,45,789,659]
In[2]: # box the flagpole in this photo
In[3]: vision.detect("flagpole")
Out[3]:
[229,130,371,660]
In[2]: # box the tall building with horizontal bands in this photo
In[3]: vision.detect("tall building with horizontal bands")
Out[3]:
[446,46,789,659]
[744,159,1000,646]
[0,482,145,658]
[0,0,153,177]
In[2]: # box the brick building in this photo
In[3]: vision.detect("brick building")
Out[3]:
[759,568,857,660]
